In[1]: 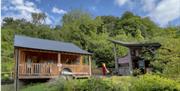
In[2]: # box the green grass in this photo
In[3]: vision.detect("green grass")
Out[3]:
[1,84,14,91]
[19,74,180,91]
[20,83,46,91]
[1,83,46,91]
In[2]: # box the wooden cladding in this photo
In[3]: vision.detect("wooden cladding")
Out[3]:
[16,48,92,79]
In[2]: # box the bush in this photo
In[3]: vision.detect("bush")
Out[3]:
[21,74,180,91]
[130,74,180,91]
[81,78,113,91]
[47,77,87,91]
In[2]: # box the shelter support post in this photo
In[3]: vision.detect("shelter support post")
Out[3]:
[113,44,119,74]
[88,56,92,76]
[128,49,133,75]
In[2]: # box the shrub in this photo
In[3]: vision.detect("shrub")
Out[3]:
[130,74,180,91]
[21,74,180,91]
[81,77,112,91]
[110,76,133,91]
[47,77,87,91]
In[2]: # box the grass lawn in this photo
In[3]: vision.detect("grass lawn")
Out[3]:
[1,84,14,91]
[20,83,46,91]
[1,83,46,91]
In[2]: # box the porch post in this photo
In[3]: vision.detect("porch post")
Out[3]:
[58,53,61,72]
[128,49,133,75]
[88,56,92,76]
[14,48,20,91]
[113,44,118,74]
[80,56,83,65]
[58,53,61,64]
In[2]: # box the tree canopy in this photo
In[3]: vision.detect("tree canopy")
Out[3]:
[1,10,180,81]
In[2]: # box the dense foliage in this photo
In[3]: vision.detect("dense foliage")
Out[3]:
[1,10,180,81]
[20,74,180,91]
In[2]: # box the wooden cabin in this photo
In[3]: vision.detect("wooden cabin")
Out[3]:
[14,35,92,80]
[110,40,161,75]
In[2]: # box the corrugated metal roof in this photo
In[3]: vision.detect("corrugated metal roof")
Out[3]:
[109,39,161,48]
[14,35,91,55]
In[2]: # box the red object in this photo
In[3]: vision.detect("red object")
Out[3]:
[102,66,106,75]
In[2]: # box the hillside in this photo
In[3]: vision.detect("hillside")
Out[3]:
[1,10,180,82]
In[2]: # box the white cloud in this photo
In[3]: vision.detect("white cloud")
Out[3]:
[142,0,156,12]
[147,0,180,26]
[52,7,67,14]
[2,0,40,22]
[12,0,41,13]
[12,0,24,5]
[114,0,180,26]
[25,1,35,7]
[114,0,128,6]
[114,0,135,11]
[2,0,53,25]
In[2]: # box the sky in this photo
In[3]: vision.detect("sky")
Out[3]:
[1,0,180,27]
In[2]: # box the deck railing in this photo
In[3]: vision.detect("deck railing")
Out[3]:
[18,63,90,78]
[61,64,90,75]
[19,63,59,78]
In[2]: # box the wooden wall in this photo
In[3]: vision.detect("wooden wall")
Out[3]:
[16,48,91,78]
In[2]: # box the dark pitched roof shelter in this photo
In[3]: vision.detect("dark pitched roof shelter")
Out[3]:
[14,35,92,55]
[109,39,161,48]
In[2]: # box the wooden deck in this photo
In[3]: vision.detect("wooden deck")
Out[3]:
[18,63,90,79]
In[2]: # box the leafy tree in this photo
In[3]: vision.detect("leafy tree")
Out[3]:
[31,13,47,25]
[1,9,180,81]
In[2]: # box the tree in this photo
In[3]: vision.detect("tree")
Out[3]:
[31,13,46,25]
[150,27,180,81]
[62,9,91,25]
[1,10,180,81]
[135,29,144,41]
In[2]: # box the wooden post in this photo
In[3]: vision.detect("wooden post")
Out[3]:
[80,56,83,65]
[14,48,19,91]
[88,56,92,76]
[128,49,133,75]
[58,53,61,64]
[113,44,118,74]
[58,53,61,73]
